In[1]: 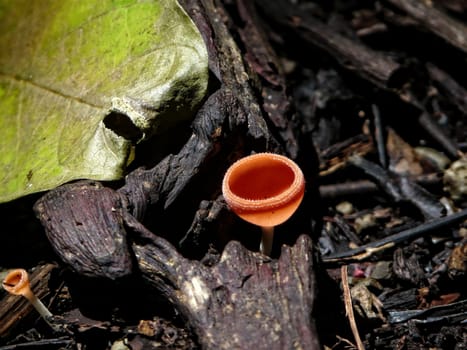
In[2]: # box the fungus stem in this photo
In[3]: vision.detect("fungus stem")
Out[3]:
[24,291,53,319]
[260,226,275,256]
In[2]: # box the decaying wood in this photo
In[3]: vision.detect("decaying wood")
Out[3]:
[235,0,300,158]
[34,181,133,279]
[384,0,467,54]
[255,0,401,89]
[255,0,466,162]
[130,219,320,350]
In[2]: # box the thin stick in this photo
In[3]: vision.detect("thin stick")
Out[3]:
[323,208,467,264]
[341,266,365,350]
[372,104,387,169]
[260,226,275,256]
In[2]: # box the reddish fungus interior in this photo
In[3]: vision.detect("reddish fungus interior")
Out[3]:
[4,271,22,287]
[229,159,295,200]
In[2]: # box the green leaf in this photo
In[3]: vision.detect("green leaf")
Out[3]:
[0,0,208,203]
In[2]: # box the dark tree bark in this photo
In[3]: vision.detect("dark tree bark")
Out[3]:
[131,219,320,350]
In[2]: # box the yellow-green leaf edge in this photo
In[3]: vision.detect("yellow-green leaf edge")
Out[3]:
[0,0,208,203]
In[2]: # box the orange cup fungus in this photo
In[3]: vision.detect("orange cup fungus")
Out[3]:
[2,268,53,320]
[222,153,305,255]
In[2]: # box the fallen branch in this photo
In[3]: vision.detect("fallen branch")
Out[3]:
[129,212,320,350]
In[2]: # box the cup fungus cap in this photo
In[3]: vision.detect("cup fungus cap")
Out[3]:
[2,269,32,298]
[222,153,305,227]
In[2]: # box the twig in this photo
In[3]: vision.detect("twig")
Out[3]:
[320,180,379,199]
[323,208,467,264]
[372,104,387,168]
[427,63,467,116]
[341,266,365,350]
[255,0,400,89]
[0,337,73,350]
[319,173,442,199]
[418,112,460,159]
[349,155,445,219]
[384,0,467,54]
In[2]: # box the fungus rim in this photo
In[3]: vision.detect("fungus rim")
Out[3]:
[2,269,29,296]
[222,152,305,213]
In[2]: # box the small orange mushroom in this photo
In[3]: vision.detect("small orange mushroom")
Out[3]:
[2,268,53,321]
[222,152,305,256]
